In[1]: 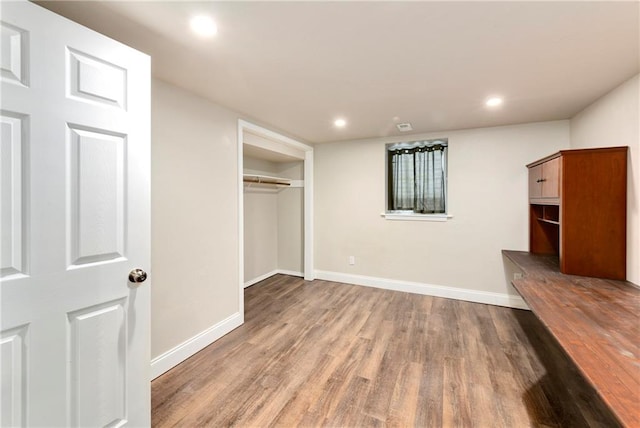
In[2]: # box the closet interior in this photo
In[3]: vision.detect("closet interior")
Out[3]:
[243,132,305,287]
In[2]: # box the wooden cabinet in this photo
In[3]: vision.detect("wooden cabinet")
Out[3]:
[528,156,560,203]
[527,147,627,280]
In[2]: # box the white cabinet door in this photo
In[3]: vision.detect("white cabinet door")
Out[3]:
[0,1,150,426]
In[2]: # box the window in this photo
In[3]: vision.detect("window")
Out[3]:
[387,139,448,215]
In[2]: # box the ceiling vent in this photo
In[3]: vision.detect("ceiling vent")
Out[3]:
[396,122,413,132]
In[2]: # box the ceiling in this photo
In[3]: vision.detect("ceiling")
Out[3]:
[37,1,639,144]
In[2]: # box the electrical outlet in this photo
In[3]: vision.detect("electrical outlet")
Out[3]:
[349,256,355,265]
[513,272,523,280]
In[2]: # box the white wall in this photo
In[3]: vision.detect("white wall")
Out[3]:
[570,74,639,284]
[277,162,304,274]
[243,158,304,283]
[243,157,279,282]
[314,121,569,303]
[151,79,241,374]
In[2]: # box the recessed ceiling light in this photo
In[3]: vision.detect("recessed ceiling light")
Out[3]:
[190,15,217,37]
[485,97,503,107]
[334,118,347,128]
[396,122,413,132]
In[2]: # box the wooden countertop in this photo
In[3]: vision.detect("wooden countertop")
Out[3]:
[503,250,640,427]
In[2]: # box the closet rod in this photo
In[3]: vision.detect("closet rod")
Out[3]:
[243,177,291,186]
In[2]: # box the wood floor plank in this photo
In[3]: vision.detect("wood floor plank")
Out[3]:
[361,345,403,421]
[325,374,371,427]
[386,361,422,427]
[299,337,370,426]
[357,319,394,381]
[152,274,621,427]
[269,353,341,427]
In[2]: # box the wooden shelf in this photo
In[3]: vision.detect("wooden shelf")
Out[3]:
[537,218,559,225]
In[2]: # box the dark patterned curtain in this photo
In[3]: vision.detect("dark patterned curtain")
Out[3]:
[389,141,447,213]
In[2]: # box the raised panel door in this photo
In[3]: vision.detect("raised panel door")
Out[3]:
[0,2,150,426]
[541,157,560,198]
[528,164,543,200]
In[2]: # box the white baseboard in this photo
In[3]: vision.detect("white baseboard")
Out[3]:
[276,269,304,278]
[244,269,304,288]
[314,270,529,310]
[244,270,279,288]
[150,311,243,380]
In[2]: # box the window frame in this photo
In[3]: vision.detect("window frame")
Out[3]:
[384,138,450,221]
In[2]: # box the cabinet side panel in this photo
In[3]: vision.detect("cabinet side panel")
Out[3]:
[561,149,627,279]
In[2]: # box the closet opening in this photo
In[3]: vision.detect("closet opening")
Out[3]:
[237,120,314,316]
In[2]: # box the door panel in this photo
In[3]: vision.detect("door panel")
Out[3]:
[0,112,26,277]
[528,164,542,200]
[541,157,560,198]
[68,298,127,427]
[68,125,126,266]
[0,325,28,427]
[68,48,127,109]
[0,21,28,86]
[0,2,150,426]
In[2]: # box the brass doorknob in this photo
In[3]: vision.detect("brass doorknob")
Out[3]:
[129,269,148,284]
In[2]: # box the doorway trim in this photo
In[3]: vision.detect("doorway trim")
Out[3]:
[237,119,314,316]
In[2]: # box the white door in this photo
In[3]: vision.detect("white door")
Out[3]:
[0,2,150,426]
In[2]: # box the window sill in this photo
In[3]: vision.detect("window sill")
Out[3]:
[380,212,453,222]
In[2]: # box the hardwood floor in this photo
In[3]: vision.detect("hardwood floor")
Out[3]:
[152,275,619,427]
